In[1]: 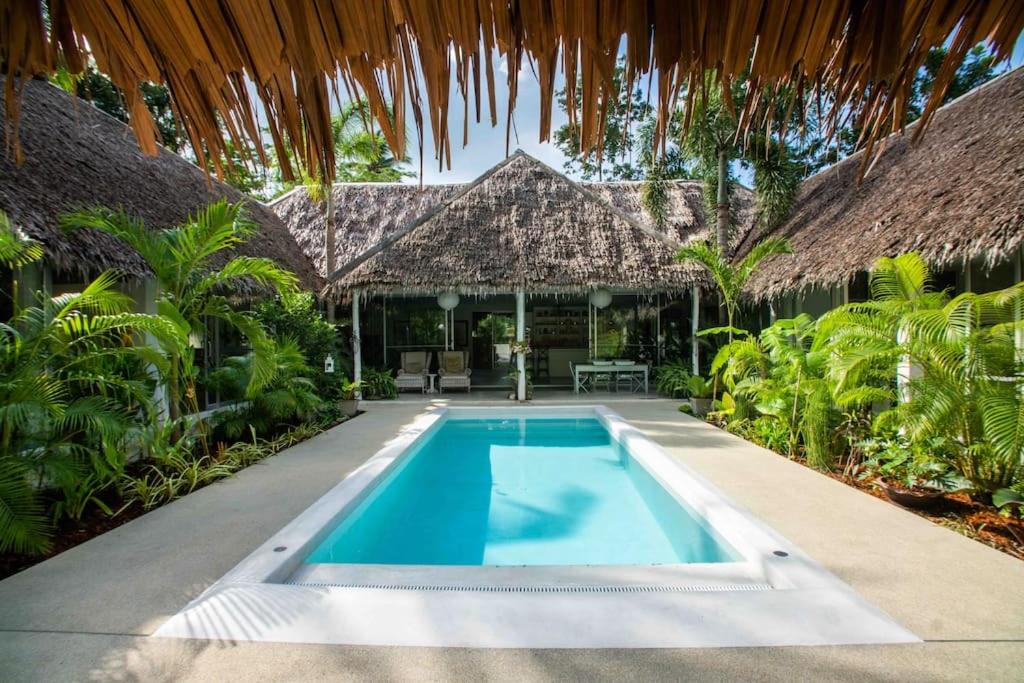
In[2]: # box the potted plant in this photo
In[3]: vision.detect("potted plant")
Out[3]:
[687,375,714,417]
[337,377,362,417]
[858,436,954,509]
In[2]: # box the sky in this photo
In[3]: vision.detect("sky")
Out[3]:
[399,32,1024,186]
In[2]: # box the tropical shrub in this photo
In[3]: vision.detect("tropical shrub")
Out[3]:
[64,200,297,420]
[208,338,322,439]
[686,375,714,399]
[360,367,397,400]
[712,314,842,468]
[0,218,179,554]
[856,433,959,491]
[253,291,345,396]
[824,255,1024,494]
[655,361,692,397]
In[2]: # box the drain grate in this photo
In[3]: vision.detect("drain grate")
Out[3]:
[285,581,773,594]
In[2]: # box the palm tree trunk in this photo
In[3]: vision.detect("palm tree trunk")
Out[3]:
[716,148,730,252]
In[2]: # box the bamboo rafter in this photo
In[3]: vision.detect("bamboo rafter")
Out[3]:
[1,1,1022,182]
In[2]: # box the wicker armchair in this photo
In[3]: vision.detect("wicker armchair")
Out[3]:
[395,351,431,393]
[438,351,471,393]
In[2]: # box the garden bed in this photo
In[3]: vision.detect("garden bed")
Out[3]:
[0,414,354,581]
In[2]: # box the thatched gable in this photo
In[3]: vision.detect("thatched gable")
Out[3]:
[272,182,462,280]
[0,78,321,292]
[323,152,724,296]
[740,66,1024,302]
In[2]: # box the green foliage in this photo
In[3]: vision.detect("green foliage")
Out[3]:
[253,291,343,396]
[63,200,298,420]
[655,362,692,398]
[0,214,177,553]
[209,338,322,439]
[857,433,959,491]
[337,377,362,401]
[727,416,792,454]
[360,367,397,400]
[709,251,1024,493]
[676,236,793,344]
[686,375,714,399]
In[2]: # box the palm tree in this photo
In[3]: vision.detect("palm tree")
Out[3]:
[0,216,180,554]
[663,74,804,248]
[63,200,298,420]
[676,236,793,344]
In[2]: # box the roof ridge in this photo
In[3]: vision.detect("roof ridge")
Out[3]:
[321,150,685,292]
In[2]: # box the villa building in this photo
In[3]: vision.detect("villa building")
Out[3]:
[273,152,757,390]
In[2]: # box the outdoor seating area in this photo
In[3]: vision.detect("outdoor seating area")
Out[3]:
[1,2,1023,681]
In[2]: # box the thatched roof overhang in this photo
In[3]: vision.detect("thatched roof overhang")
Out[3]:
[739,67,1024,302]
[321,152,740,297]
[0,78,321,293]
[2,2,1021,184]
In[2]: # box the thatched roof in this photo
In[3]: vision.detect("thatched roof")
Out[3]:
[311,151,753,296]
[739,66,1024,302]
[273,166,756,290]
[3,2,1021,183]
[0,78,321,292]
[272,183,462,279]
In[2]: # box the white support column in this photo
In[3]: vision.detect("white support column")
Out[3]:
[352,289,362,399]
[143,277,169,420]
[382,296,388,369]
[655,293,662,363]
[516,288,526,402]
[691,286,700,376]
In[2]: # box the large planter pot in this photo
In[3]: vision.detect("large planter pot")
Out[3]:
[875,479,944,509]
[338,399,359,418]
[689,397,713,417]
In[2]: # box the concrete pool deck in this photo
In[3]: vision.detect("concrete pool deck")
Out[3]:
[1,398,1022,681]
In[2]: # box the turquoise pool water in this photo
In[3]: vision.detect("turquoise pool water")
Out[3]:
[305,418,739,566]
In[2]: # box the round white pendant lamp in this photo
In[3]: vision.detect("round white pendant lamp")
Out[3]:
[437,292,460,311]
[589,288,612,309]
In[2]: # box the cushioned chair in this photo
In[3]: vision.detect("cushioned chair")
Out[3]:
[438,351,471,393]
[395,351,431,393]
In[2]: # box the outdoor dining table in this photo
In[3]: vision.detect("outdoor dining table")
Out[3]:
[571,362,649,394]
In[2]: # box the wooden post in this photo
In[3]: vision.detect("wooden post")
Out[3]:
[516,288,526,401]
[325,190,336,323]
[691,286,700,376]
[352,289,362,399]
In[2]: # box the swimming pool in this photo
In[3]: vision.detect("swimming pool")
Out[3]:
[306,417,739,566]
[156,405,919,648]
